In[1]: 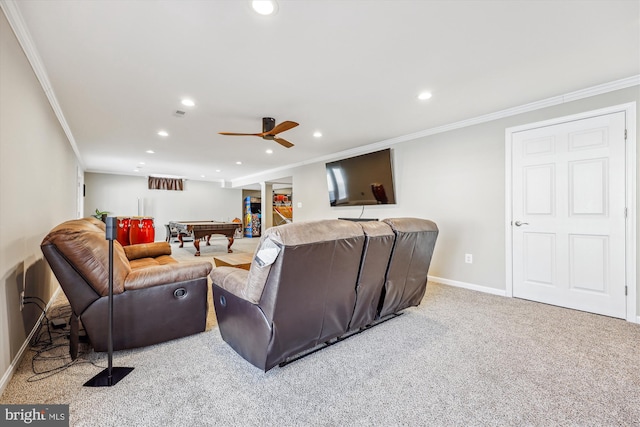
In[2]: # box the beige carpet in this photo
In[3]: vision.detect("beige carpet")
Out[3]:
[2,239,639,425]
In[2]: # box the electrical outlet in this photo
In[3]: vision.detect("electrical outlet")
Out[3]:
[465,254,473,264]
[19,291,24,311]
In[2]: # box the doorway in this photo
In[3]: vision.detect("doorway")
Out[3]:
[505,103,636,321]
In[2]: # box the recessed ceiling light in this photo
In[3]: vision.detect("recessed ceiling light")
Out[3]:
[266,149,273,154]
[133,169,140,172]
[313,131,322,138]
[157,130,169,137]
[215,169,221,173]
[236,161,242,165]
[200,175,206,178]
[181,99,195,107]
[138,162,145,165]
[418,91,432,100]
[252,0,277,15]
[146,150,155,154]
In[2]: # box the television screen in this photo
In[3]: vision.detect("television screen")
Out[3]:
[325,148,396,206]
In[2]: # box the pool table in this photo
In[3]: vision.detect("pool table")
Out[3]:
[169,221,242,256]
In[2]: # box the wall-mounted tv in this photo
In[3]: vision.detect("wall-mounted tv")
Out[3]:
[325,148,396,206]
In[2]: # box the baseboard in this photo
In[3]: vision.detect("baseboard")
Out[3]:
[428,276,507,297]
[429,277,640,323]
[0,286,61,397]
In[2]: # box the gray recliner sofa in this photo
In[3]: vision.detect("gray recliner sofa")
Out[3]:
[210,217,438,371]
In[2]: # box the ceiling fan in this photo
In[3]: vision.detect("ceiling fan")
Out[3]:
[219,117,298,148]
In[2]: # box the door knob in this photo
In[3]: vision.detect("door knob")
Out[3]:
[514,221,529,227]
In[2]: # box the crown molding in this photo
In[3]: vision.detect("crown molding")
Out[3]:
[232,74,640,186]
[1,0,84,169]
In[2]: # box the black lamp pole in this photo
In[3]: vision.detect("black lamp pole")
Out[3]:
[84,217,133,387]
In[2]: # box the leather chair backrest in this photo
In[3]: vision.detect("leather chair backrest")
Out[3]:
[41,243,101,316]
[41,218,132,297]
[252,219,365,368]
[379,218,439,317]
[348,221,395,331]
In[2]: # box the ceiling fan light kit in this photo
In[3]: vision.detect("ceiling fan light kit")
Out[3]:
[219,117,298,148]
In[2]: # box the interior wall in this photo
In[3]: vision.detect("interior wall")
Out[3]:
[242,189,261,200]
[288,86,639,313]
[0,11,80,392]
[84,173,243,241]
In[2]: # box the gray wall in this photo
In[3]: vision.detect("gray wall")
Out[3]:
[286,86,639,313]
[84,173,243,242]
[0,12,80,392]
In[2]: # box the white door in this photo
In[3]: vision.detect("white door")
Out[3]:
[511,111,627,318]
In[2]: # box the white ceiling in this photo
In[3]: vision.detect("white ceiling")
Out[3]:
[5,0,639,187]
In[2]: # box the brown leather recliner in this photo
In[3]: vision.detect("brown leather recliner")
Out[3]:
[210,217,438,371]
[41,217,213,359]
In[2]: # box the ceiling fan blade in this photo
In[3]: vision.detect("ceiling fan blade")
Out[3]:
[218,132,262,136]
[274,137,294,148]
[269,121,299,135]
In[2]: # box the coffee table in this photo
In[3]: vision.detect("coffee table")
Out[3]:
[213,252,253,270]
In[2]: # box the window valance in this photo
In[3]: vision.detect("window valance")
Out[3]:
[148,176,184,191]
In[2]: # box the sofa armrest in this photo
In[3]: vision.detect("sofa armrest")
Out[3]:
[210,267,254,302]
[125,261,212,291]
[124,242,172,261]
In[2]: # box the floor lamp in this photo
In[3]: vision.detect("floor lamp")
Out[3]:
[84,217,134,387]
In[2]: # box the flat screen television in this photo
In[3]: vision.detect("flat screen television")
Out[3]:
[325,148,396,206]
